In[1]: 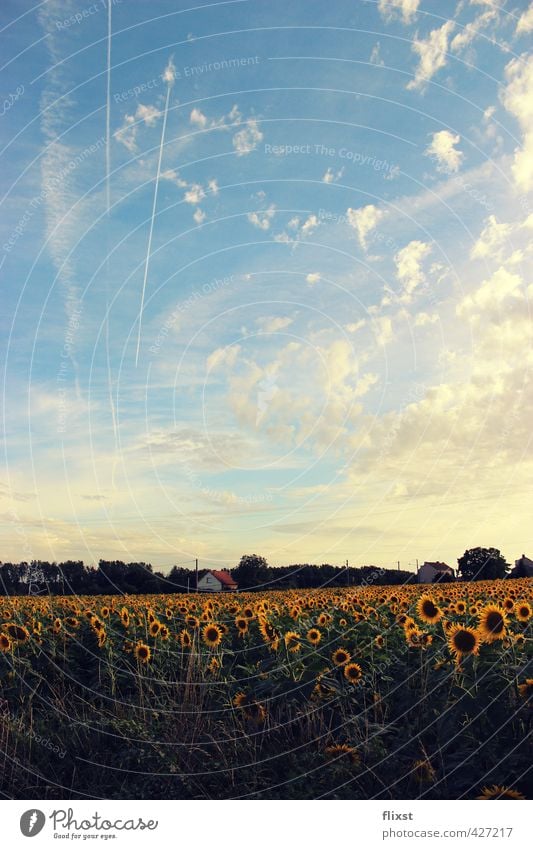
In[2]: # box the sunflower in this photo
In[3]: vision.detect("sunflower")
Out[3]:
[97,629,107,648]
[339,618,347,627]
[332,647,351,666]
[513,633,526,648]
[159,624,170,640]
[374,635,385,649]
[324,743,360,765]
[235,616,248,635]
[120,607,130,628]
[307,627,322,646]
[0,632,12,653]
[416,594,442,624]
[233,692,247,708]
[344,662,363,684]
[284,631,302,653]
[207,657,220,673]
[317,613,329,627]
[478,604,507,643]
[179,629,192,649]
[259,616,280,651]
[406,629,422,647]
[420,633,433,647]
[477,785,525,800]
[134,642,151,664]
[455,600,467,615]
[186,616,200,629]
[202,623,223,648]
[4,623,30,643]
[517,678,533,699]
[52,617,62,633]
[148,620,161,638]
[65,617,79,629]
[502,597,514,613]
[447,625,480,662]
[515,600,532,622]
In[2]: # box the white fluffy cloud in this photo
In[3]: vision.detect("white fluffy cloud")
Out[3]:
[424,130,464,173]
[394,240,432,300]
[114,103,161,152]
[500,53,533,191]
[516,5,533,35]
[256,316,294,333]
[346,204,386,250]
[450,10,497,55]
[247,204,276,230]
[471,215,513,260]
[233,118,263,155]
[407,21,455,91]
[378,0,419,24]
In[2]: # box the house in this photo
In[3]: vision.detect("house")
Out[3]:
[197,570,238,593]
[417,561,455,584]
[510,554,533,579]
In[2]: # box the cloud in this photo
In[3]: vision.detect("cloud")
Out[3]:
[256,316,294,332]
[456,266,524,320]
[300,214,319,236]
[394,240,432,300]
[247,204,276,230]
[306,272,321,285]
[193,208,206,224]
[190,107,208,128]
[471,215,513,260]
[346,204,386,250]
[407,21,455,91]
[322,166,344,183]
[378,0,419,24]
[114,103,161,152]
[516,5,533,35]
[450,9,498,55]
[414,311,439,326]
[233,117,263,155]
[500,53,533,191]
[184,183,206,204]
[370,42,385,66]
[207,345,241,372]
[161,169,188,188]
[424,130,464,173]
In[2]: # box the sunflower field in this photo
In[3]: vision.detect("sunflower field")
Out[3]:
[0,578,531,800]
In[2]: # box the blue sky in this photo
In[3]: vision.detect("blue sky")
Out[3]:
[1,0,532,571]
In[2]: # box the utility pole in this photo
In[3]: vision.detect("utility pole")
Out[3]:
[195,558,198,592]
[346,559,349,585]
[397,560,400,571]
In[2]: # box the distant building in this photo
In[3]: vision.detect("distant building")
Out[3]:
[197,570,238,593]
[417,561,455,584]
[510,554,533,579]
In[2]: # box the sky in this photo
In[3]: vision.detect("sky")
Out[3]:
[1,0,532,573]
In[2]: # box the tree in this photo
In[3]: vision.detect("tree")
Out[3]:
[457,547,509,581]
[232,554,269,590]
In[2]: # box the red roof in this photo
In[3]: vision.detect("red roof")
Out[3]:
[210,570,238,587]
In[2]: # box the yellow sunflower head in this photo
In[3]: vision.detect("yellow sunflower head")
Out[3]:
[478,604,507,643]
[307,627,322,646]
[134,642,151,664]
[477,785,525,800]
[332,647,351,667]
[202,623,223,648]
[344,662,363,684]
[447,625,480,662]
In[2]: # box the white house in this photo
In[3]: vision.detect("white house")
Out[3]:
[197,570,238,593]
[417,561,455,584]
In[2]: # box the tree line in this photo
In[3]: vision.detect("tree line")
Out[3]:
[0,546,513,596]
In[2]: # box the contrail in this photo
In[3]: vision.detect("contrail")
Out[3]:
[105,0,119,489]
[134,58,175,368]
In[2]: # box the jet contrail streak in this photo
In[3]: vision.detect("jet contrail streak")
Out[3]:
[135,64,174,367]
[105,0,119,489]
